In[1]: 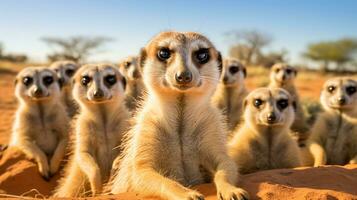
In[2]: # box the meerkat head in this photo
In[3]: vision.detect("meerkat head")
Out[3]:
[270,63,297,85]
[118,56,141,81]
[50,60,80,88]
[138,31,222,95]
[243,88,295,130]
[220,58,246,87]
[320,77,357,112]
[72,63,126,105]
[15,67,61,103]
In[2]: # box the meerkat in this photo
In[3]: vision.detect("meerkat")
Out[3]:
[212,58,248,131]
[118,56,146,112]
[10,67,69,180]
[108,31,249,200]
[307,77,357,166]
[228,88,301,174]
[53,64,130,197]
[50,60,80,117]
[268,63,309,146]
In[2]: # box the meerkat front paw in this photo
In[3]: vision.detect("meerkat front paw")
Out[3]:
[217,185,249,200]
[38,162,50,181]
[89,171,102,196]
[49,157,61,176]
[185,190,205,200]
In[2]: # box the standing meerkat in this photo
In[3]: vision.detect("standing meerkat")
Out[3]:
[53,64,130,197]
[268,63,309,146]
[118,56,146,112]
[50,60,80,117]
[109,31,249,200]
[307,77,357,166]
[212,58,248,131]
[229,88,301,174]
[10,67,69,180]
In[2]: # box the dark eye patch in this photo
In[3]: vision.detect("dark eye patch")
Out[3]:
[65,69,75,77]
[253,99,263,108]
[229,66,239,74]
[195,48,210,64]
[157,47,171,61]
[81,75,91,86]
[124,62,131,68]
[105,75,117,86]
[286,69,292,74]
[327,85,336,93]
[277,99,289,110]
[275,68,280,73]
[346,86,356,96]
[23,76,33,86]
[43,76,54,86]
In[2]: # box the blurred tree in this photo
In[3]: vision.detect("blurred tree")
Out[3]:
[0,42,4,58]
[226,30,272,66]
[256,49,289,68]
[304,38,357,72]
[41,36,112,62]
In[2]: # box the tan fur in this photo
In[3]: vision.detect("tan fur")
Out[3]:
[118,56,146,112]
[53,64,130,197]
[212,58,248,131]
[268,63,309,146]
[307,77,357,166]
[229,88,301,174]
[50,60,80,117]
[10,67,70,179]
[109,31,249,200]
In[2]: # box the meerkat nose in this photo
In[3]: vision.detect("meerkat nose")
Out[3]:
[338,96,346,105]
[267,112,277,123]
[93,89,104,99]
[32,87,43,97]
[175,70,192,84]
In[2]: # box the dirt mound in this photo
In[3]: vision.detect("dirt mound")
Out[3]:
[0,148,356,199]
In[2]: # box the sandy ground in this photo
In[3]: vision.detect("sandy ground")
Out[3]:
[0,148,356,199]
[0,64,355,199]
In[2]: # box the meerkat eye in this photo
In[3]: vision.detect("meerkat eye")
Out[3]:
[253,99,263,108]
[346,86,357,95]
[229,66,239,74]
[22,76,33,86]
[81,76,91,86]
[286,69,292,74]
[124,62,131,68]
[277,99,289,110]
[105,75,117,86]
[43,76,54,86]
[195,48,210,64]
[157,48,171,61]
[65,69,75,77]
[275,68,280,73]
[327,85,335,93]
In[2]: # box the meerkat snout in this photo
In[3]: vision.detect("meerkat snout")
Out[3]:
[270,63,297,84]
[244,88,295,128]
[321,77,357,111]
[15,67,60,101]
[73,64,125,104]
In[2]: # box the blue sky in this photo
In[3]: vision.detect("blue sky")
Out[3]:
[0,0,356,64]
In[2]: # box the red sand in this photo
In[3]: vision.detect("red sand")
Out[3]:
[0,148,356,200]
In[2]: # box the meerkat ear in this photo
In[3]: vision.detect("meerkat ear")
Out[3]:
[14,78,18,85]
[243,67,247,78]
[294,69,298,77]
[243,99,248,111]
[121,77,127,91]
[292,100,297,112]
[217,52,223,74]
[138,48,147,68]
